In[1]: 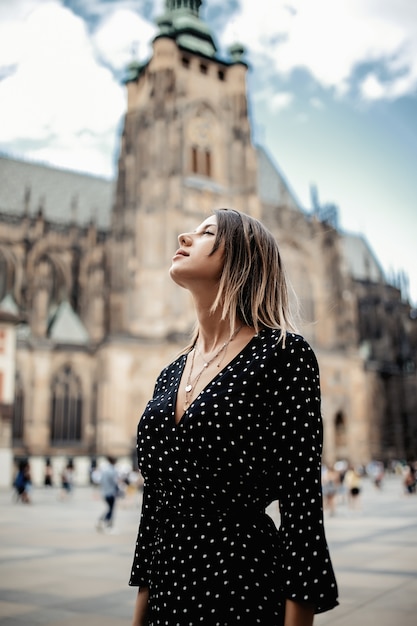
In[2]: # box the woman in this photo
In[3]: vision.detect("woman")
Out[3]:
[130,209,338,625]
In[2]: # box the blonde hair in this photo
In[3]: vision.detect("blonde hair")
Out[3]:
[182,208,299,352]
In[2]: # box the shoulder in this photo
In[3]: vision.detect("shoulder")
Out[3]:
[257,328,317,360]
[256,329,320,382]
[153,353,187,389]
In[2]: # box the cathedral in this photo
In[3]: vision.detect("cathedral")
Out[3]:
[0,0,416,487]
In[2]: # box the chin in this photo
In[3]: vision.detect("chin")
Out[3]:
[169,266,185,287]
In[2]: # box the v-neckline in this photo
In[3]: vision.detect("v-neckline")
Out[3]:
[173,332,260,426]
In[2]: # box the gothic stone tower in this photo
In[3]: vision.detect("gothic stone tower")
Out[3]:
[109,0,260,339]
[101,0,361,460]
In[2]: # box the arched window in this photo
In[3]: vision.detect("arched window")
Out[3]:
[12,372,25,443]
[188,113,214,178]
[191,146,198,173]
[36,256,59,303]
[0,252,7,301]
[205,150,211,177]
[335,411,347,447]
[189,146,212,177]
[50,365,82,445]
[0,248,16,302]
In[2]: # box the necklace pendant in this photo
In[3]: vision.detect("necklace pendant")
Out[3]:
[185,384,192,392]
[203,362,208,368]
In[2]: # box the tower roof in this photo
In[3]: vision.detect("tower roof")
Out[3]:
[156,0,217,58]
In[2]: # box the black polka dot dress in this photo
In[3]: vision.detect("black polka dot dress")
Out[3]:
[129,329,339,625]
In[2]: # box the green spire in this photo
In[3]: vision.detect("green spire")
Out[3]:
[156,0,217,57]
[165,0,202,16]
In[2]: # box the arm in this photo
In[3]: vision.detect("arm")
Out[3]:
[132,587,150,626]
[272,336,338,614]
[284,599,314,626]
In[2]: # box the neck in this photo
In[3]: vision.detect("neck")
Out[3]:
[190,295,226,347]
[199,323,242,352]
[194,311,238,354]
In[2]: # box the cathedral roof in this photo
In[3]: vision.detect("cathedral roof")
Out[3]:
[0,293,19,316]
[0,153,386,291]
[0,293,22,324]
[341,232,385,283]
[0,155,113,229]
[0,148,302,228]
[48,300,90,345]
[0,294,20,324]
[256,145,303,211]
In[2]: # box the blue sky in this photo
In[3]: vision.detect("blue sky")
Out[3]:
[0,0,416,303]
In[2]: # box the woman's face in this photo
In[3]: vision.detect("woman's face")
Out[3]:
[169,215,225,289]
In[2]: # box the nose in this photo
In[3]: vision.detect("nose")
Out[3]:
[178,232,192,246]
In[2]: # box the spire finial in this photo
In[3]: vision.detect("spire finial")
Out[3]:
[229,42,246,63]
[24,185,31,215]
[165,0,202,17]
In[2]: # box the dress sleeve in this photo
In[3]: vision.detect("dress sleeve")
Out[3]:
[129,474,163,587]
[129,373,166,588]
[272,336,339,613]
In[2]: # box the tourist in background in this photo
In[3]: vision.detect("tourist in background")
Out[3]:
[13,459,32,504]
[403,462,416,494]
[345,465,362,509]
[96,456,121,532]
[322,465,340,516]
[60,461,74,499]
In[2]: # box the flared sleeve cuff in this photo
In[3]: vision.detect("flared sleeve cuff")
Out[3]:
[280,535,339,613]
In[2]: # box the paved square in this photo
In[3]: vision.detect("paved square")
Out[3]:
[0,475,416,624]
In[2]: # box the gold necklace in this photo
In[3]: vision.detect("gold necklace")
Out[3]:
[184,325,243,410]
[194,341,228,369]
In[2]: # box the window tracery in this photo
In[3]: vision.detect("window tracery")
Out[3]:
[50,365,82,445]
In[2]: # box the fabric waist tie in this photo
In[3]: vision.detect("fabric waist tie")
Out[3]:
[161,505,268,528]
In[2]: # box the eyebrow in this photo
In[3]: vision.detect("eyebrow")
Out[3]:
[194,223,217,232]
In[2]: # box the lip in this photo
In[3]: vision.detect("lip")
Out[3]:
[172,248,189,260]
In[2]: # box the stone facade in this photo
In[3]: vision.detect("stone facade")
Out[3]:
[0,0,416,484]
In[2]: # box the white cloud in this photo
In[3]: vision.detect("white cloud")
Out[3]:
[0,0,42,67]
[1,0,416,179]
[92,9,156,72]
[0,0,41,22]
[360,75,386,101]
[0,1,125,175]
[219,0,417,101]
[269,92,293,113]
[63,0,164,21]
[24,137,116,177]
[252,85,293,114]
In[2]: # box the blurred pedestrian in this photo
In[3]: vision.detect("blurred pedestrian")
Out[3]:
[44,460,53,487]
[403,463,416,495]
[345,465,362,509]
[13,459,32,503]
[96,456,120,532]
[322,465,340,516]
[60,461,74,499]
[370,461,385,489]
